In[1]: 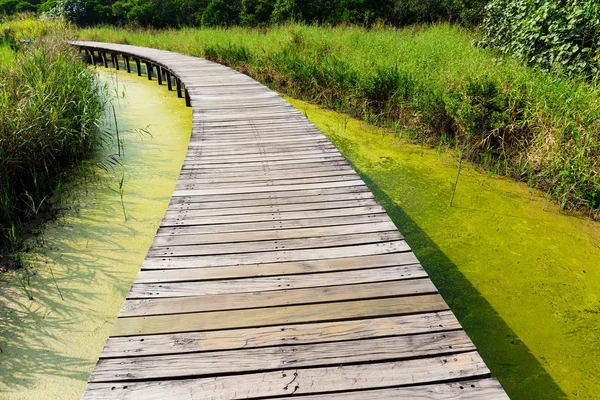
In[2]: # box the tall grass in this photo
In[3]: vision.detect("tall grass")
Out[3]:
[79,23,600,215]
[0,27,106,265]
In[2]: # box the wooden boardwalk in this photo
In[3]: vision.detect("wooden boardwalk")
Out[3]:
[74,41,509,399]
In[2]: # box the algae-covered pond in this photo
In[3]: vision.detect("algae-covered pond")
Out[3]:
[0,69,191,399]
[288,98,600,400]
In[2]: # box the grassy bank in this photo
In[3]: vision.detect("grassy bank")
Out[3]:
[0,20,106,266]
[78,23,600,215]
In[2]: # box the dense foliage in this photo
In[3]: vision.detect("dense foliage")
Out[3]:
[0,27,105,258]
[0,0,488,27]
[479,0,600,76]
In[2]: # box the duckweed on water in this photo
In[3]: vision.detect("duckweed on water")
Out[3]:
[288,97,600,400]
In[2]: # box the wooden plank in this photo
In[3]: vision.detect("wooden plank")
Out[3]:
[175,169,359,186]
[90,331,475,382]
[177,162,352,177]
[135,252,420,283]
[160,205,386,226]
[156,214,391,237]
[146,231,401,258]
[82,352,489,400]
[111,295,449,336]
[163,198,379,218]
[101,312,460,357]
[172,181,365,198]
[180,154,347,168]
[127,266,427,300]
[121,280,437,317]
[152,221,396,246]
[141,241,411,270]
[167,185,370,205]
[266,379,510,400]
[166,189,373,211]
[175,174,359,190]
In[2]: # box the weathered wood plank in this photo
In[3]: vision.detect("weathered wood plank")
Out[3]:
[82,352,489,400]
[101,312,460,357]
[134,252,421,283]
[167,185,370,205]
[266,379,510,400]
[156,214,391,236]
[111,295,449,336]
[127,265,427,300]
[172,179,365,197]
[146,231,401,258]
[141,241,411,270]
[160,205,385,226]
[175,169,358,185]
[162,198,379,219]
[122,279,436,316]
[165,190,373,211]
[90,331,475,382]
[152,221,396,246]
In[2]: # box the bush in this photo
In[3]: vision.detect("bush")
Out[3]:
[479,0,600,76]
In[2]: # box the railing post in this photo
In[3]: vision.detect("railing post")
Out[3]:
[135,58,142,76]
[146,62,153,80]
[176,78,183,98]
[157,66,163,85]
[166,70,173,91]
[112,53,119,70]
[124,55,131,73]
[84,48,92,64]
[184,88,191,107]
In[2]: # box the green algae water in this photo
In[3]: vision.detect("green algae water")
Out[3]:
[288,98,600,400]
[0,68,191,399]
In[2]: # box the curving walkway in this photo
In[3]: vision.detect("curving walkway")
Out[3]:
[73,41,509,399]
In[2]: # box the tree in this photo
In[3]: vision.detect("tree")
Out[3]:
[240,0,275,27]
[201,0,235,27]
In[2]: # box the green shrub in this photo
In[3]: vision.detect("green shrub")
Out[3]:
[479,0,600,76]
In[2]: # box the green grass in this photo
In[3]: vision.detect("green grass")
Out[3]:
[0,22,106,266]
[78,23,600,215]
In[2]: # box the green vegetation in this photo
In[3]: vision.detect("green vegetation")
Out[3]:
[4,0,486,28]
[78,23,600,215]
[0,20,105,267]
[479,0,600,76]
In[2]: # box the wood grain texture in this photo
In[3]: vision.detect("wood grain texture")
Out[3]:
[82,352,490,400]
[134,252,421,283]
[90,331,476,382]
[100,312,460,357]
[74,41,507,399]
[121,279,437,316]
[111,295,450,336]
[128,264,426,298]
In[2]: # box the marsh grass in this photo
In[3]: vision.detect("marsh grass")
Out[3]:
[79,23,600,215]
[0,26,106,268]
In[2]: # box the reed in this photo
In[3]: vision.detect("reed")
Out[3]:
[0,26,106,267]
